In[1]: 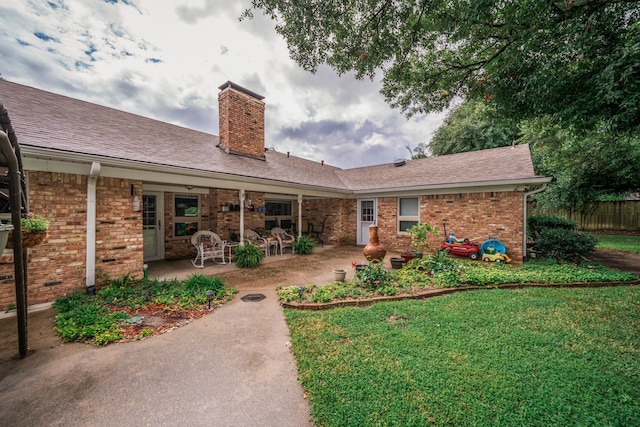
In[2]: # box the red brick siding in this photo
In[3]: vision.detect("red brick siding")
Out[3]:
[0,172,143,311]
[218,89,265,158]
[304,198,357,245]
[377,192,524,261]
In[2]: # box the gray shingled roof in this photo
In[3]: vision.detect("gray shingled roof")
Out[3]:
[0,80,547,193]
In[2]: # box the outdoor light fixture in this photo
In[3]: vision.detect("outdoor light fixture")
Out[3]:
[131,184,140,212]
[206,290,214,309]
[297,286,305,299]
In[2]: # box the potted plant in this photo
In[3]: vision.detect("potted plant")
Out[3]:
[405,222,438,258]
[7,213,50,249]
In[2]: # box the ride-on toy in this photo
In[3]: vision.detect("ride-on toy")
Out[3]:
[440,230,480,260]
[480,238,512,263]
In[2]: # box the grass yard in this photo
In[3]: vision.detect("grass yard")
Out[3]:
[596,233,640,253]
[286,286,640,427]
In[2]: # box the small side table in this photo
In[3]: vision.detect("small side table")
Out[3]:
[226,242,241,262]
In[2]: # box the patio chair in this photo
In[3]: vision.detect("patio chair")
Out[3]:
[191,230,226,268]
[271,227,295,255]
[308,216,328,247]
[244,229,272,257]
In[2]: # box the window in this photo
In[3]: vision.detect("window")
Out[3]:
[398,197,419,232]
[174,194,200,236]
[266,200,291,216]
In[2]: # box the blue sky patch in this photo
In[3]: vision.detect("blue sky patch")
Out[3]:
[34,32,58,43]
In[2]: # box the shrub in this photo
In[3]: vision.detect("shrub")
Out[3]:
[292,235,316,254]
[406,222,439,254]
[527,215,577,238]
[234,242,265,268]
[183,274,226,297]
[535,227,598,262]
[355,262,392,289]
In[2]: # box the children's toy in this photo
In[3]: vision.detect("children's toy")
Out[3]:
[441,225,480,260]
[479,238,511,263]
[482,252,512,263]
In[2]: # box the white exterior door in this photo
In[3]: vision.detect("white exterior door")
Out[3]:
[357,199,376,245]
[143,191,164,261]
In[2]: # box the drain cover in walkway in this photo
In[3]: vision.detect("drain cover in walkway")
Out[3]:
[241,293,266,302]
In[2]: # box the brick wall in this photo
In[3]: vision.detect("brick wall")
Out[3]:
[0,172,143,311]
[377,192,525,261]
[218,87,265,158]
[305,198,357,245]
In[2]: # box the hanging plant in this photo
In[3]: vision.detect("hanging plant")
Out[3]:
[7,214,50,249]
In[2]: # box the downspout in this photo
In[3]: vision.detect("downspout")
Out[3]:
[86,162,101,294]
[523,184,547,260]
[297,194,303,237]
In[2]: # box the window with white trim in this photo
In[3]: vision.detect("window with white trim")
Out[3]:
[174,194,200,237]
[398,197,419,232]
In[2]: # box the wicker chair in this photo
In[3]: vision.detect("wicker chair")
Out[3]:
[244,229,272,257]
[270,227,295,255]
[191,230,226,268]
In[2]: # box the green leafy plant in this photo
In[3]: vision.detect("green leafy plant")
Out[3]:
[292,235,316,254]
[183,274,225,297]
[10,213,50,231]
[234,242,265,268]
[527,215,576,239]
[535,228,598,263]
[355,261,393,290]
[527,215,598,262]
[406,222,438,254]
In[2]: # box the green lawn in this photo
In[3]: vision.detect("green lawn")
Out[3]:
[596,233,640,253]
[286,286,640,426]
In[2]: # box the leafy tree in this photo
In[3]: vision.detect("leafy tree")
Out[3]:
[429,98,520,155]
[521,118,640,216]
[244,0,640,134]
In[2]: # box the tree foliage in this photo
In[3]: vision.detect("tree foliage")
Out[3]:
[429,98,519,155]
[245,0,640,133]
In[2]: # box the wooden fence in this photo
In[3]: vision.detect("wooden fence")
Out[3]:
[528,201,640,231]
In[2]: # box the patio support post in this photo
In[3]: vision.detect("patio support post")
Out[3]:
[239,189,245,244]
[297,194,303,237]
[0,127,28,357]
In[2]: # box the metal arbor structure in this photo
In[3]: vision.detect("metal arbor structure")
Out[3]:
[0,103,30,358]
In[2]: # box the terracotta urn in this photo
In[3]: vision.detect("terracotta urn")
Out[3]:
[363,224,386,262]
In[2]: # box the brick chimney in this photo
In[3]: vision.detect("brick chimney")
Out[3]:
[217,81,265,159]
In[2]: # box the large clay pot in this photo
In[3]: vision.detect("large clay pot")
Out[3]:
[363,224,386,262]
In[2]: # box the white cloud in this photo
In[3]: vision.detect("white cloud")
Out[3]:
[0,0,444,168]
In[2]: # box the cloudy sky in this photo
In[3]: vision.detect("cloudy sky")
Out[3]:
[0,0,445,168]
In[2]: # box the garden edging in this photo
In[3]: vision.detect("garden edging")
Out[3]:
[282,278,640,310]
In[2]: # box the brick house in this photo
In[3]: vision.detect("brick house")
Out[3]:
[0,79,549,310]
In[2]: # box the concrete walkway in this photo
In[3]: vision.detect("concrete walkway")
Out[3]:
[0,246,370,426]
[0,290,311,426]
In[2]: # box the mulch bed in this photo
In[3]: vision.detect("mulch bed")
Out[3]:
[116,303,211,342]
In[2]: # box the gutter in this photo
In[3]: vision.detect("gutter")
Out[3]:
[523,184,548,259]
[86,161,101,293]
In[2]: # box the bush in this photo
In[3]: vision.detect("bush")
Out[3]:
[234,242,265,268]
[527,215,577,238]
[292,235,316,254]
[355,262,392,290]
[183,274,226,297]
[535,228,598,262]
